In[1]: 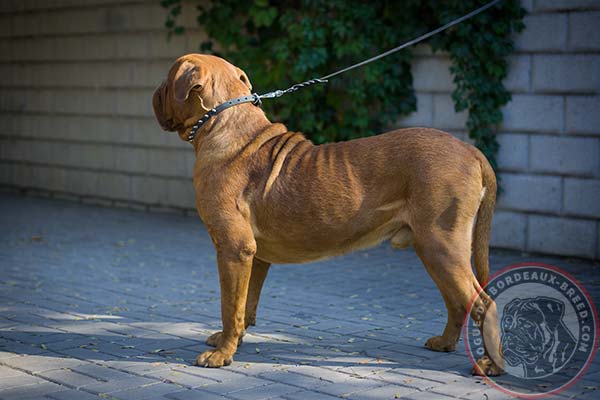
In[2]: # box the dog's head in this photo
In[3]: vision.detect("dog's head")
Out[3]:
[152,54,253,141]
[501,296,573,371]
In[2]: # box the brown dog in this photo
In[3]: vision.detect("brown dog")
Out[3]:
[152,54,503,375]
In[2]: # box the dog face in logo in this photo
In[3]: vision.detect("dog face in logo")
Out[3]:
[501,296,577,378]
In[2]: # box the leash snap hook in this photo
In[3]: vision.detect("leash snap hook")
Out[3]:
[251,93,262,106]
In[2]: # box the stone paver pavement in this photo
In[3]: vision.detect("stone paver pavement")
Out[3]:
[1,192,599,399]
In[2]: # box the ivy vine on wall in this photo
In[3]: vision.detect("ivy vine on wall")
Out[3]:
[161,0,525,172]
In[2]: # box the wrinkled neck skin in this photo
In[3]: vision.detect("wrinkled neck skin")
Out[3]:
[189,103,277,162]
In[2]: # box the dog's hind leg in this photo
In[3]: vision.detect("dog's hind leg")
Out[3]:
[469,282,503,376]
[206,258,270,347]
[414,227,503,376]
[415,235,470,353]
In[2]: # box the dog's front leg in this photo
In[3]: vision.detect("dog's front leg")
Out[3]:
[205,258,271,347]
[195,230,256,368]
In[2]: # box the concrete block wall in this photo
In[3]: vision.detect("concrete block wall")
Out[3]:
[0,0,204,212]
[395,0,600,259]
[1,0,599,258]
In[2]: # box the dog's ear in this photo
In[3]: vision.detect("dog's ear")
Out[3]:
[236,67,252,91]
[173,60,203,103]
[534,296,565,329]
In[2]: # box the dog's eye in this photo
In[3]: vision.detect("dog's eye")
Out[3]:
[192,84,202,90]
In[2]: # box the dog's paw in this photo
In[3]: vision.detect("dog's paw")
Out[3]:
[194,349,233,368]
[206,331,243,348]
[471,356,504,377]
[424,335,457,352]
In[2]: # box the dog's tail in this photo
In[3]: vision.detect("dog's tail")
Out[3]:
[473,152,497,287]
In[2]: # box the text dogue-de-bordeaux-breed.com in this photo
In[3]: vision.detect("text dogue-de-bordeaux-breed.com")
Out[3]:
[152,54,503,376]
